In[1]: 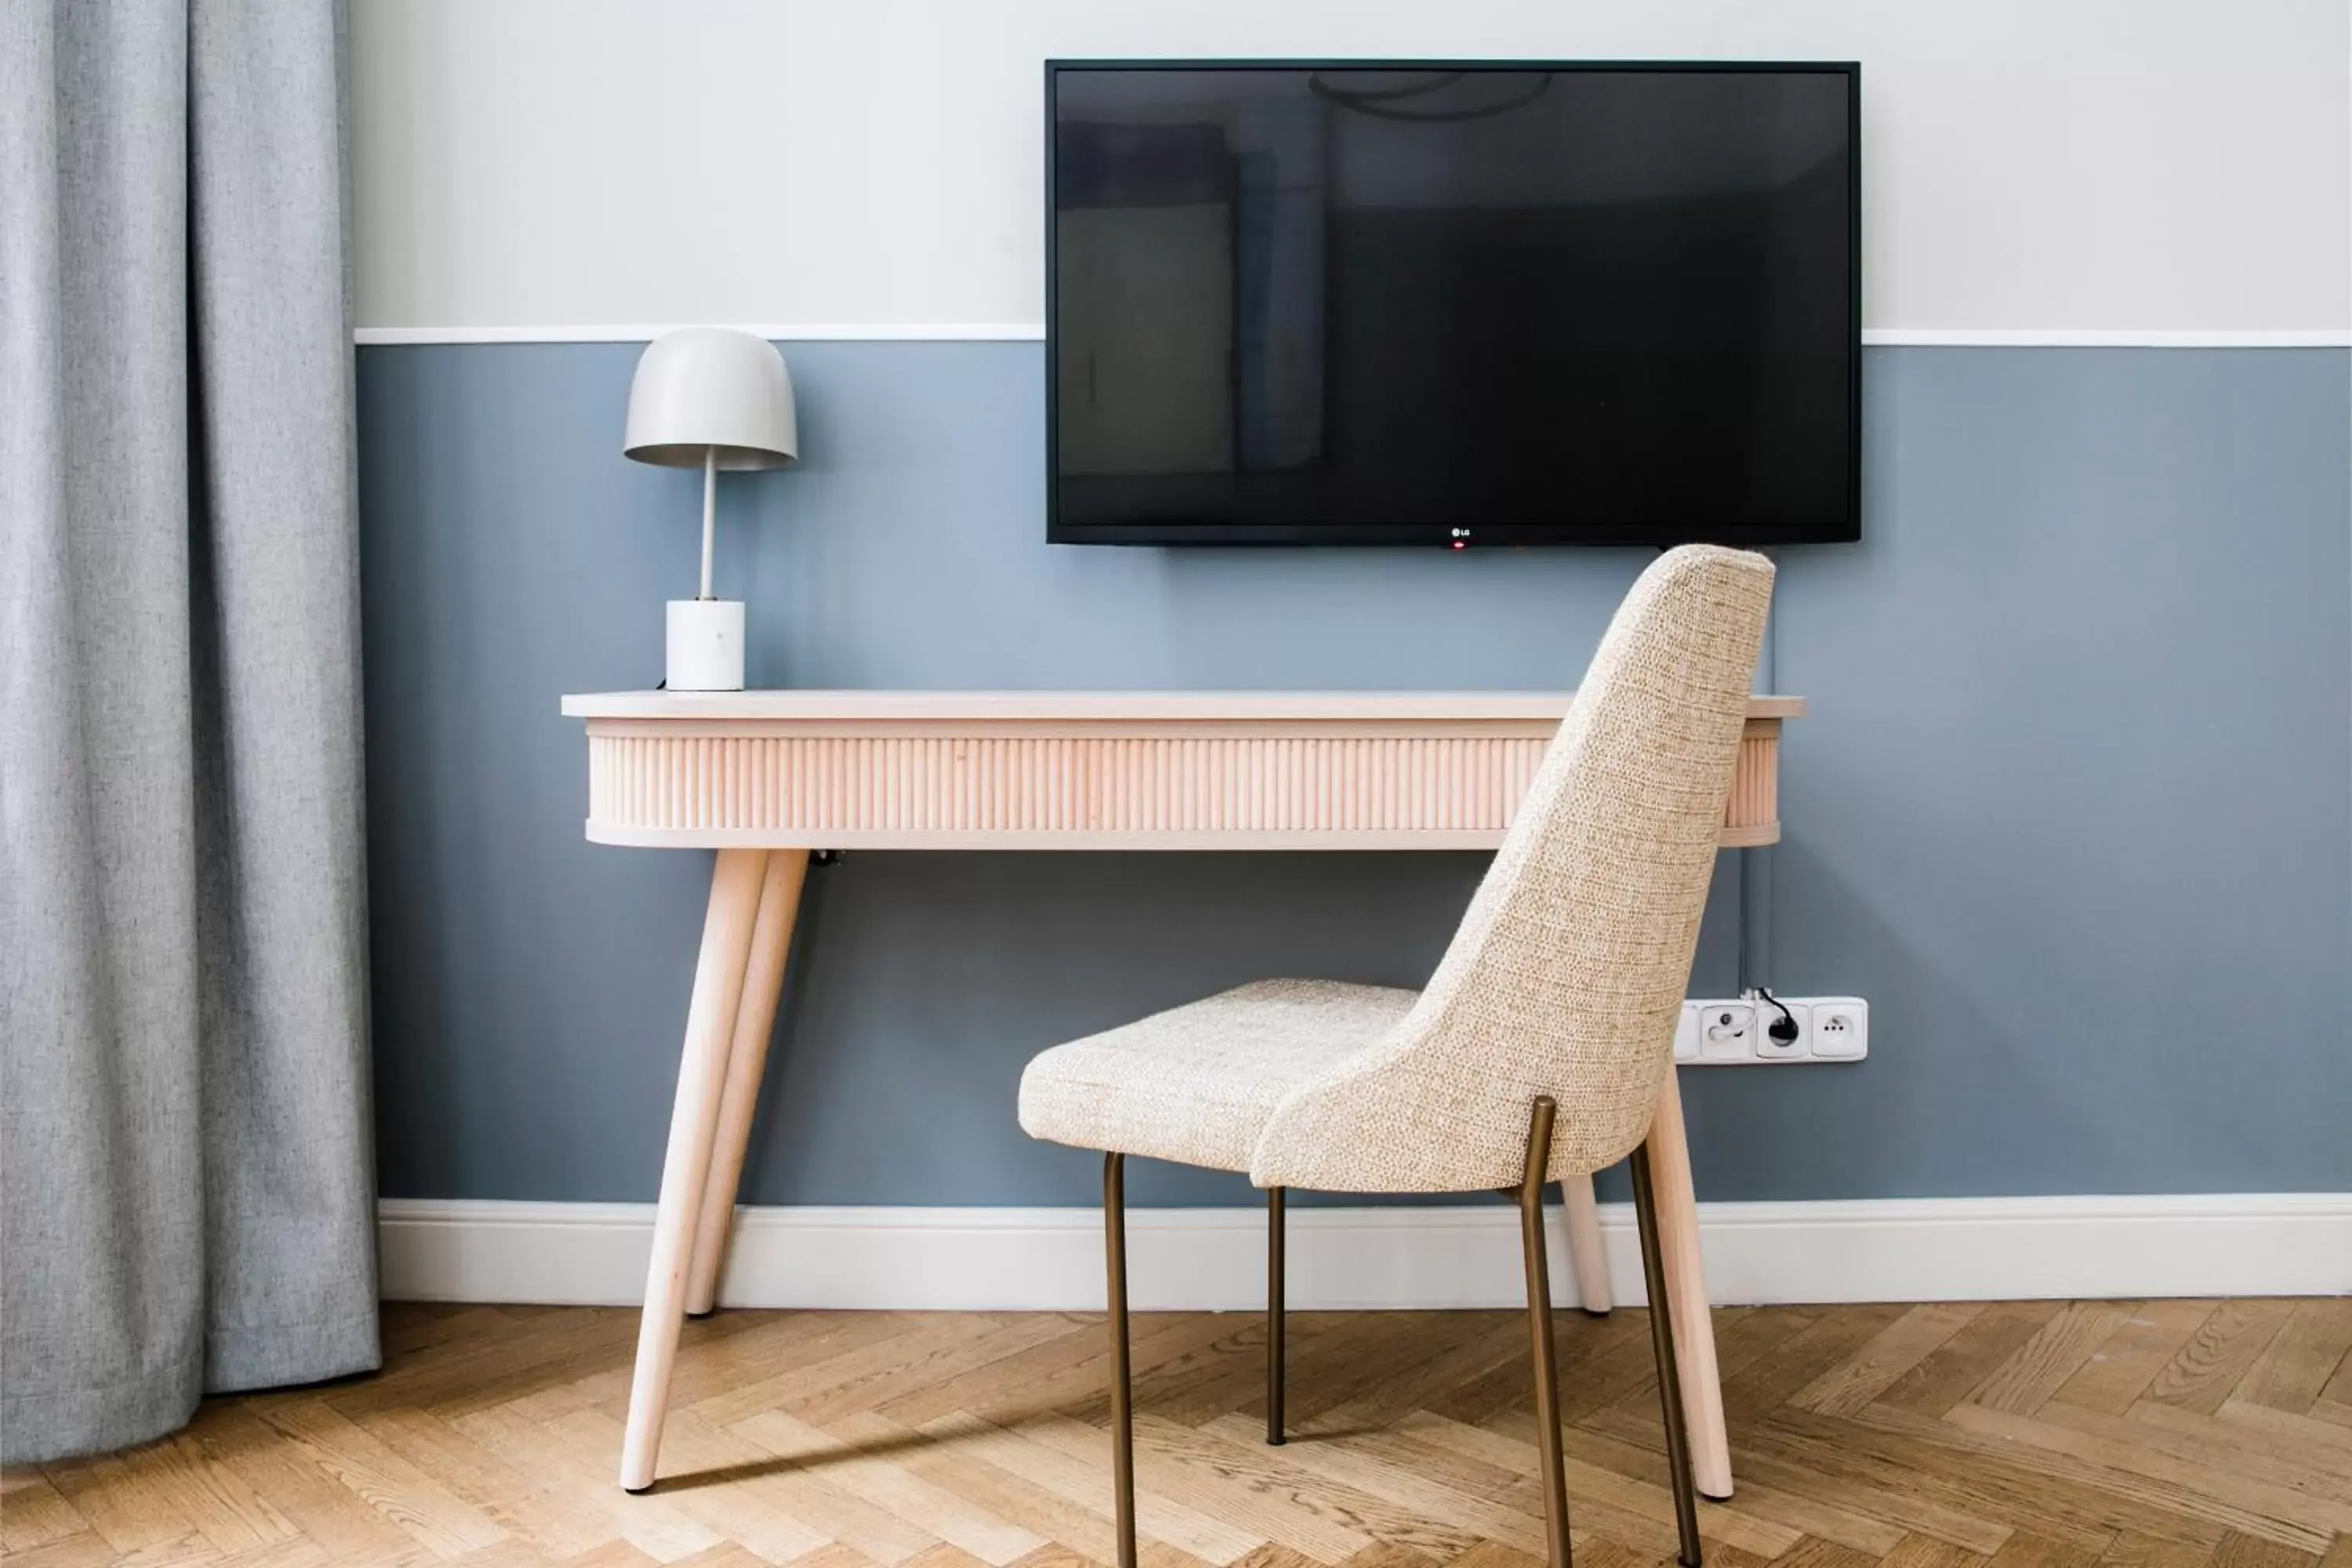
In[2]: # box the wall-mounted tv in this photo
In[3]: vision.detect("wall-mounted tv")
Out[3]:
[1047,61,1860,546]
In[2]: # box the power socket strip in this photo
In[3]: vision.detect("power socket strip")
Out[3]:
[1673,996,1868,1064]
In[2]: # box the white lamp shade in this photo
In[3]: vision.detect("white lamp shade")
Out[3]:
[623,328,797,470]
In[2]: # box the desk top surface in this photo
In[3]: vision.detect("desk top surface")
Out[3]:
[563,690,1807,722]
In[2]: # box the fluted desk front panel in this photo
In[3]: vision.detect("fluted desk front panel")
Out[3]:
[563,693,1798,851]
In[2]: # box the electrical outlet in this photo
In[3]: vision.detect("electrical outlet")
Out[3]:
[1808,996,1869,1059]
[1755,997,1810,1060]
[1679,995,1867,1063]
[1697,1001,1757,1061]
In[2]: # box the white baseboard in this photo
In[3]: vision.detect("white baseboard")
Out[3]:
[379,1193,2350,1310]
[350,324,2352,349]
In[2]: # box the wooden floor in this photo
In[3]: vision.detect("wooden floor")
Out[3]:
[5,1299,2350,1568]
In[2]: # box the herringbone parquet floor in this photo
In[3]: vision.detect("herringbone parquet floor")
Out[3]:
[5,1298,2350,1568]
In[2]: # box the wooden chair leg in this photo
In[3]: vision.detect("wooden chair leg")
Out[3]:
[619,848,769,1492]
[1517,1098,1573,1568]
[1630,1145,1704,1568]
[684,849,810,1316]
[1266,1185,1286,1445]
[1104,1152,1137,1568]
[1647,1069,1732,1500]
[1562,1173,1613,1314]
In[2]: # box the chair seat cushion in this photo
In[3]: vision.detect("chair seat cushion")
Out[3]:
[1017,978,1419,1175]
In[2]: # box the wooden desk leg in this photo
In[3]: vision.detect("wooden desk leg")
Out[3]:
[1562,1174,1613,1314]
[1646,1067,1732,1501]
[684,849,810,1316]
[619,848,770,1493]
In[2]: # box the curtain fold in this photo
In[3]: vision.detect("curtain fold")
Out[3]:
[1,0,378,1464]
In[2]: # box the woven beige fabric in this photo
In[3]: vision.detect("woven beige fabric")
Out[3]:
[1016,979,1419,1173]
[1018,546,1776,1189]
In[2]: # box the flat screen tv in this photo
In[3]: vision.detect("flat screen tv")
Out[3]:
[1047,61,1860,546]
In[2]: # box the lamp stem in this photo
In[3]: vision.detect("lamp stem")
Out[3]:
[699,446,717,601]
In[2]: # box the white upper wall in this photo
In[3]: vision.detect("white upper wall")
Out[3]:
[350,0,2351,336]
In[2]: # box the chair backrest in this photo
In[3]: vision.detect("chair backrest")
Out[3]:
[1253,545,1776,1189]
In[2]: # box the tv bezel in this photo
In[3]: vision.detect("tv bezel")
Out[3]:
[1044,58,1863,548]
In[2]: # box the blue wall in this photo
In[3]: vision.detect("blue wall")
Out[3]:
[357,343,2351,1207]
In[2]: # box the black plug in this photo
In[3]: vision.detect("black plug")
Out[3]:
[1758,988,1801,1046]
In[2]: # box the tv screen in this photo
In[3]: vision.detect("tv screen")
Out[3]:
[1047,62,1860,546]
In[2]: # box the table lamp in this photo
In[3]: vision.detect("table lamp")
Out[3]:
[624,328,798,691]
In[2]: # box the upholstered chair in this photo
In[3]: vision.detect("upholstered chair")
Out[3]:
[1018,544,1777,1568]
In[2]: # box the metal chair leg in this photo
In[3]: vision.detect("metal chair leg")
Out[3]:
[1630,1145,1704,1568]
[1267,1185,1287,1445]
[1104,1152,1137,1568]
[1517,1098,1573,1568]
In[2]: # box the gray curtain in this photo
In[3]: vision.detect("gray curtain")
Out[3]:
[1,0,377,1462]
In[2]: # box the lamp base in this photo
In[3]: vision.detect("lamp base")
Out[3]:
[666,599,746,691]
